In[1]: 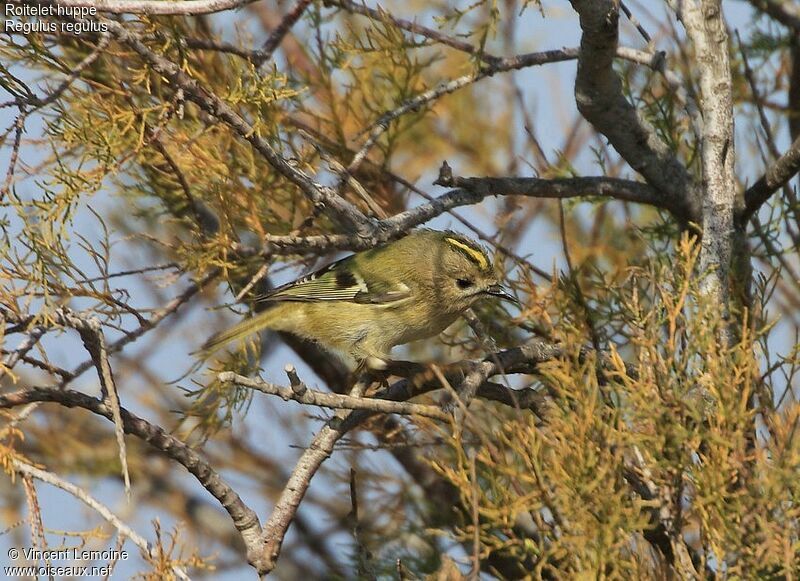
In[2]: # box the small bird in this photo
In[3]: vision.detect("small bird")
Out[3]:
[201,229,516,369]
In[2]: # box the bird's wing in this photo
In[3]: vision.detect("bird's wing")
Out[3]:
[258,257,411,305]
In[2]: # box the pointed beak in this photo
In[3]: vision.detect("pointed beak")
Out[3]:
[484,284,519,305]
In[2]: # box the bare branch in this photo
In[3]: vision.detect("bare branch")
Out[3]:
[332,0,687,78]
[176,36,260,61]
[253,0,314,66]
[743,135,800,219]
[56,308,131,498]
[791,39,800,142]
[32,33,111,110]
[434,169,666,210]
[1,275,212,434]
[20,474,45,558]
[66,271,216,382]
[0,111,25,203]
[344,46,685,180]
[737,31,782,161]
[325,0,497,63]
[620,0,652,43]
[343,49,579,178]
[218,371,450,420]
[747,0,800,30]
[12,460,190,581]
[569,0,697,222]
[328,0,689,181]
[468,450,480,578]
[256,339,563,574]
[0,326,44,381]
[737,30,800,224]
[259,373,373,574]
[0,388,264,567]
[254,171,665,256]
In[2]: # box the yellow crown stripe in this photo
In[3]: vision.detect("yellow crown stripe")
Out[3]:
[445,237,488,270]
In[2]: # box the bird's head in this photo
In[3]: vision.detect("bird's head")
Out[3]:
[432,232,517,310]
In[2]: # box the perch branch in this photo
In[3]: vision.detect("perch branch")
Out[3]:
[218,371,450,420]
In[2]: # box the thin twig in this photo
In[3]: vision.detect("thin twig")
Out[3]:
[0,326,44,381]
[0,387,263,567]
[620,1,652,43]
[219,371,450,420]
[348,469,373,578]
[21,474,46,560]
[99,17,375,234]
[68,270,218,381]
[35,33,111,110]
[13,459,191,581]
[346,49,580,175]
[326,0,499,63]
[234,262,270,302]
[0,111,26,202]
[72,263,179,284]
[253,0,314,66]
[743,134,800,219]
[52,308,132,499]
[468,450,481,580]
[259,373,375,574]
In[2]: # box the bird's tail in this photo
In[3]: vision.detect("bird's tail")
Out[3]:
[198,306,284,357]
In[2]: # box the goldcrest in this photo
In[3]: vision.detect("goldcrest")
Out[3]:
[202,229,516,369]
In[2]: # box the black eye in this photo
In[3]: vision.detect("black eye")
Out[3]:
[456,278,474,289]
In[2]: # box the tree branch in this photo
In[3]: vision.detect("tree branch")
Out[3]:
[218,370,450,420]
[434,169,666,210]
[325,0,499,63]
[743,134,800,219]
[253,0,314,66]
[12,459,190,581]
[68,270,218,381]
[55,308,131,499]
[0,326,44,381]
[29,33,110,110]
[328,0,691,183]
[0,388,264,569]
[747,0,800,30]
[341,48,583,181]
[255,339,562,574]
[356,46,692,179]
[93,17,375,235]
[791,38,800,142]
[0,111,25,203]
[252,171,664,255]
[329,0,683,82]
[569,0,697,222]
